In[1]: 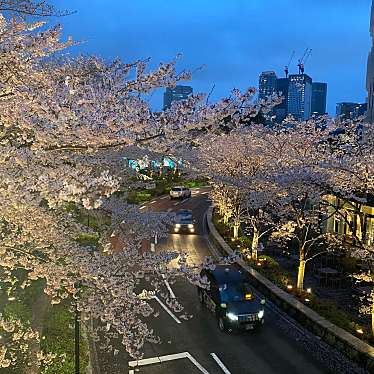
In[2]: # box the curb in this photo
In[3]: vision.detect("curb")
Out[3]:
[206,206,374,372]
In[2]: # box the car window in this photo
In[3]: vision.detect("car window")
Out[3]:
[219,282,252,302]
[172,188,182,192]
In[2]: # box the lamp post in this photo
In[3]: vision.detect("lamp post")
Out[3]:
[75,302,80,374]
[74,282,81,374]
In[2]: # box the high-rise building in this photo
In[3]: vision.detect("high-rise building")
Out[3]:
[366,0,374,123]
[258,71,277,100]
[336,102,367,119]
[274,77,289,123]
[311,82,327,116]
[163,85,193,110]
[288,74,313,121]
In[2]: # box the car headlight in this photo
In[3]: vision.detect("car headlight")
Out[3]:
[258,310,264,319]
[226,312,238,322]
[175,224,181,228]
[188,224,194,228]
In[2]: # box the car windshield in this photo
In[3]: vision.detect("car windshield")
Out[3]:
[219,282,252,302]
[172,188,182,192]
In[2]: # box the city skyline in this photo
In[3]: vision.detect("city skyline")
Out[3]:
[51,0,371,115]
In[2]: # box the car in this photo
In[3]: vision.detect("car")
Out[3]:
[169,186,191,199]
[173,210,195,234]
[197,265,265,332]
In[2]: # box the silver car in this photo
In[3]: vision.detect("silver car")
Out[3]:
[169,186,191,199]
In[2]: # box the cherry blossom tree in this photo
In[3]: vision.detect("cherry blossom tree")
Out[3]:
[319,122,374,334]
[0,6,273,369]
[195,128,277,257]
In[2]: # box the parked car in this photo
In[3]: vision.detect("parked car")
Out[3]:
[173,210,195,234]
[169,186,191,199]
[197,265,265,332]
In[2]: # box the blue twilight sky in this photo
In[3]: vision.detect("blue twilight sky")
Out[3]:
[51,0,372,115]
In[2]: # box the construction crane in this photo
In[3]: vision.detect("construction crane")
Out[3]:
[297,48,312,74]
[284,50,295,78]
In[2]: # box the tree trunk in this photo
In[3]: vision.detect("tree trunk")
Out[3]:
[233,224,239,239]
[297,259,306,291]
[223,213,229,225]
[251,229,259,260]
[371,296,374,338]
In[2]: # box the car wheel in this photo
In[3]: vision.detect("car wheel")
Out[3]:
[218,317,227,332]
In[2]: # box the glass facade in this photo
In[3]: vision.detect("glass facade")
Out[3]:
[311,82,327,116]
[163,85,193,110]
[258,71,277,100]
[287,74,313,121]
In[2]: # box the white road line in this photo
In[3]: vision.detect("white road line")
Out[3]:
[162,275,176,299]
[159,352,188,362]
[173,202,180,206]
[153,296,181,324]
[129,356,161,367]
[167,208,173,212]
[149,200,156,204]
[139,205,146,210]
[185,353,210,374]
[210,353,231,374]
[129,352,210,373]
[161,196,169,199]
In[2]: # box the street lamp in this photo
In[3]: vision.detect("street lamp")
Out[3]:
[75,302,80,374]
[74,282,81,374]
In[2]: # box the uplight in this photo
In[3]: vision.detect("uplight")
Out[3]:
[306,288,312,293]
[287,285,293,290]
[356,329,364,334]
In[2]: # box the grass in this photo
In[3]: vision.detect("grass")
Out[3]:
[0,277,89,373]
[41,301,89,374]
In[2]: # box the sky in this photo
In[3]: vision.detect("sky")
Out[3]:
[51,0,372,115]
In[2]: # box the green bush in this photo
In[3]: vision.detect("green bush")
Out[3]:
[75,232,100,247]
[127,190,153,204]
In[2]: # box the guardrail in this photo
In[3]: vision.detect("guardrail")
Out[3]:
[206,206,374,372]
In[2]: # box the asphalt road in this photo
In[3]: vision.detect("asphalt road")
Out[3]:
[97,188,367,374]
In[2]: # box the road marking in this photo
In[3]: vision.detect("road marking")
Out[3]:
[167,208,173,212]
[173,202,180,206]
[153,296,181,324]
[129,352,210,373]
[210,353,231,374]
[185,353,210,374]
[139,205,146,210]
[149,200,156,204]
[162,274,176,299]
[161,196,169,199]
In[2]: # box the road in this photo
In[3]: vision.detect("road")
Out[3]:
[97,188,367,374]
